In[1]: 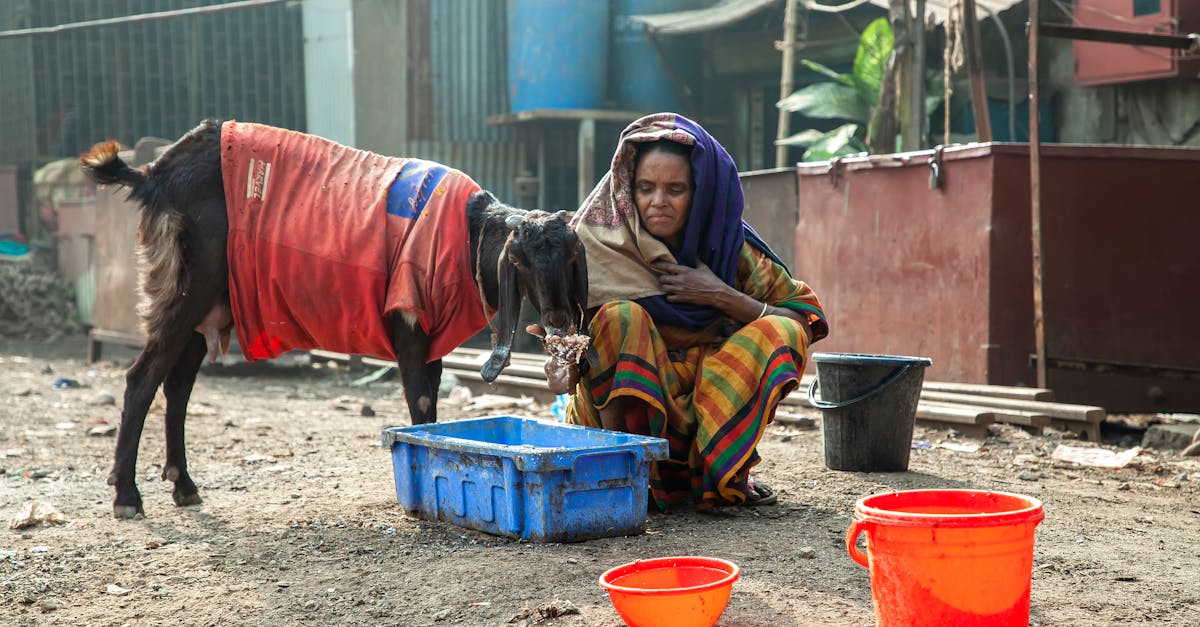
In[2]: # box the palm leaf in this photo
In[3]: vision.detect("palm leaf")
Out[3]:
[775,128,827,147]
[800,124,866,161]
[851,17,893,107]
[777,82,869,122]
[800,59,854,87]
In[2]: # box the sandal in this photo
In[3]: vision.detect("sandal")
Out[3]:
[741,477,778,507]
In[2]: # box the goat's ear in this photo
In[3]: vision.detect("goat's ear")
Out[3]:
[466,190,497,216]
[504,213,524,230]
[553,210,569,222]
[571,239,590,332]
[481,242,522,382]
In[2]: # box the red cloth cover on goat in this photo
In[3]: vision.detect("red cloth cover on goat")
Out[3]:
[221,121,489,363]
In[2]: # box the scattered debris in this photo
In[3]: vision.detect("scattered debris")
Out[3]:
[466,394,535,412]
[51,378,82,389]
[105,583,131,596]
[938,442,981,453]
[509,599,580,623]
[88,423,117,437]
[9,500,66,529]
[798,546,817,559]
[0,263,84,338]
[361,404,376,417]
[352,365,393,387]
[447,386,473,406]
[88,392,116,406]
[1050,444,1141,469]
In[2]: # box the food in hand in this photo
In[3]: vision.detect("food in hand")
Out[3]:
[543,333,590,365]
[542,333,589,394]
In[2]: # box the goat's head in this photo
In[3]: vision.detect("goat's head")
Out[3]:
[479,206,588,383]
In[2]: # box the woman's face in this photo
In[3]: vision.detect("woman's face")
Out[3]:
[634,148,693,248]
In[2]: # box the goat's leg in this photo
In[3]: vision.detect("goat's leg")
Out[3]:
[162,333,208,507]
[110,338,189,518]
[391,315,439,424]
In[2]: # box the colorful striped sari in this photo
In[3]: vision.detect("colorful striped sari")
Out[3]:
[567,244,828,510]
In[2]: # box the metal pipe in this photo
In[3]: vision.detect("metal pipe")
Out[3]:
[980,4,1016,141]
[1041,23,1199,49]
[1028,0,1047,388]
[0,0,290,40]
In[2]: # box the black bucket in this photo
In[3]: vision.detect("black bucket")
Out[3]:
[807,353,933,472]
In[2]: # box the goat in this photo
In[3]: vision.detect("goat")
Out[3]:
[79,119,588,518]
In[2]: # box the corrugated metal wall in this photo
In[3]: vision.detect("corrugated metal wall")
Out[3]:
[353,0,523,204]
[0,2,38,165]
[0,0,305,164]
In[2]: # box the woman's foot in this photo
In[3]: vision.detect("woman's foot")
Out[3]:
[740,476,778,506]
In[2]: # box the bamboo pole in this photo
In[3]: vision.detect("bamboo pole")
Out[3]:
[775,0,800,168]
[1028,0,1047,388]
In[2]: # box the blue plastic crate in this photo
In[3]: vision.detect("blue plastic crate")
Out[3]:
[381,415,668,542]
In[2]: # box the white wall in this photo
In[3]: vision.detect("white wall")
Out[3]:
[302,0,356,146]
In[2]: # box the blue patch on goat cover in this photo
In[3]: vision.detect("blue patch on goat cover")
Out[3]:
[387,160,449,219]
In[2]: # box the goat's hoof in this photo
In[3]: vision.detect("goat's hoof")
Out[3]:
[173,492,202,507]
[113,504,144,520]
[162,465,180,482]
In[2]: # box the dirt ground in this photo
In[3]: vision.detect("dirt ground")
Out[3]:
[1,333,1198,627]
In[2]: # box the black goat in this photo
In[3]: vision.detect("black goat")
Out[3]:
[79,119,587,519]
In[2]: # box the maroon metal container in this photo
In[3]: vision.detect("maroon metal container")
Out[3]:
[795,143,1200,412]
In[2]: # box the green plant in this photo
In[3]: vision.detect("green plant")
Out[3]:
[777,17,893,161]
[779,16,945,162]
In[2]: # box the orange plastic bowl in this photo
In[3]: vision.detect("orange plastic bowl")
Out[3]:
[599,556,739,627]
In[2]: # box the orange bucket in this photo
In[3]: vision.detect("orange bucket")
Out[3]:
[846,489,1044,626]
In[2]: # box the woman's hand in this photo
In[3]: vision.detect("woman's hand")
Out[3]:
[527,324,581,394]
[652,261,735,306]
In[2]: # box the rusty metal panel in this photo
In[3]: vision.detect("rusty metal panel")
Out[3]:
[796,144,1200,412]
[0,165,19,234]
[90,182,141,339]
[796,149,1009,385]
[739,167,797,271]
[1073,0,1200,86]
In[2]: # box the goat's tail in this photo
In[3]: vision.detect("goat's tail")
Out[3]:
[79,140,146,189]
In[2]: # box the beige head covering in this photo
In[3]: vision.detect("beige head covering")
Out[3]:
[569,113,697,307]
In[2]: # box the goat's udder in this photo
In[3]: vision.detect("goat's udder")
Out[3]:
[196,303,233,363]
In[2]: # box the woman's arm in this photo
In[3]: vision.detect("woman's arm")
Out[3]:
[652,261,813,345]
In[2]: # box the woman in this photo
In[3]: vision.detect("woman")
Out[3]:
[543,113,828,511]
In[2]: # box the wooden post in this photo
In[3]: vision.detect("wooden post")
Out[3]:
[910,0,927,149]
[961,0,992,141]
[775,0,800,168]
[1028,0,1047,388]
[891,0,914,151]
[577,117,595,207]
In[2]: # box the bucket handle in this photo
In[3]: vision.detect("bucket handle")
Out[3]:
[806,363,916,411]
[845,518,871,568]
